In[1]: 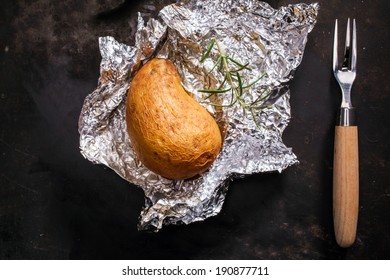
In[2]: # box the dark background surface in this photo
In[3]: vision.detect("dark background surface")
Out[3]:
[1,0,389,259]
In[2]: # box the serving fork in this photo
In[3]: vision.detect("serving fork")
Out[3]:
[332,18,359,248]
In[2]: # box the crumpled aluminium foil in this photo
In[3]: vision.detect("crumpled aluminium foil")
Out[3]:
[78,0,319,231]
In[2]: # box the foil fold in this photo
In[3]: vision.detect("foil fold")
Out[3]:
[79,0,319,231]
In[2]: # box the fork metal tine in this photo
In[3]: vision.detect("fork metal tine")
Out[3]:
[342,18,351,69]
[351,19,357,72]
[345,18,351,52]
[333,19,338,72]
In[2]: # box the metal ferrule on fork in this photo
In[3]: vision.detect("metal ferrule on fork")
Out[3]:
[337,107,356,126]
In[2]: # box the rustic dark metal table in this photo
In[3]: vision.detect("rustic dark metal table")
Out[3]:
[1,0,389,259]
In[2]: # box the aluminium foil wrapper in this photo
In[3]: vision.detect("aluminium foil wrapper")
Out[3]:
[78,0,319,231]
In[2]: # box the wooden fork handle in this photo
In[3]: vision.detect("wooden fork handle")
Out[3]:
[333,125,359,248]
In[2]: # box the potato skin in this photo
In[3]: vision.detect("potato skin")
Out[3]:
[126,58,222,180]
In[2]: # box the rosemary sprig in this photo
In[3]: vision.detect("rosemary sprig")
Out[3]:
[199,39,271,127]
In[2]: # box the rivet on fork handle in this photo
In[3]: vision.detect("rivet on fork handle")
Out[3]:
[332,18,359,248]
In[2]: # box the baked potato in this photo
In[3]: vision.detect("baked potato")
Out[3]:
[126,58,222,179]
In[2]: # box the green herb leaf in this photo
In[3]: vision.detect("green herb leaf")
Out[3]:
[200,39,216,63]
[198,88,232,94]
[207,56,222,75]
[236,72,243,97]
[227,57,249,69]
[251,89,272,105]
[230,62,251,73]
[242,73,267,89]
